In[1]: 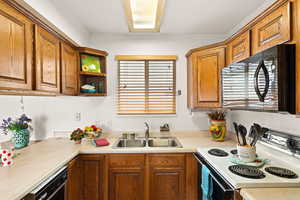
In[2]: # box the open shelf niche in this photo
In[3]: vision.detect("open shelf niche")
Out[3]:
[78,47,108,96]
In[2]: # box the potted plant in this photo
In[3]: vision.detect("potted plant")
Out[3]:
[0,114,32,149]
[70,128,85,144]
[207,110,227,142]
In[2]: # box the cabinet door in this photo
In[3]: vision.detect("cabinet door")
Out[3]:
[80,155,104,200]
[108,154,145,200]
[109,168,144,200]
[61,43,78,95]
[149,168,185,200]
[35,26,60,93]
[193,47,225,109]
[227,31,250,65]
[252,2,290,54]
[0,1,33,90]
[67,157,81,200]
[149,154,186,200]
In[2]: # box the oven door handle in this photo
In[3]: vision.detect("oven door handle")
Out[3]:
[193,154,234,193]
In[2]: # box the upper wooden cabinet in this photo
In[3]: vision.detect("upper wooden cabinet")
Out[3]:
[252,1,291,54]
[61,43,78,95]
[187,46,225,109]
[0,1,33,90]
[227,31,251,65]
[35,26,61,93]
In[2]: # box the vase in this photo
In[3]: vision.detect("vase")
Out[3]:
[12,129,30,149]
[75,140,82,144]
[209,120,226,142]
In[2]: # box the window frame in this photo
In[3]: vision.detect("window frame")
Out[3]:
[116,55,177,115]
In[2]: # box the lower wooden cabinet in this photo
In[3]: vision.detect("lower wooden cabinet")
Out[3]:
[149,168,185,200]
[108,154,145,200]
[109,168,144,200]
[80,154,105,200]
[67,157,81,200]
[67,153,198,200]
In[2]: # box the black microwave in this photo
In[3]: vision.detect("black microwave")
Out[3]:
[222,44,295,114]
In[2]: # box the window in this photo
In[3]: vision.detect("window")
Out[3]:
[116,55,177,115]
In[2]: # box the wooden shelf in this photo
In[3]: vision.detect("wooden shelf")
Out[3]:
[79,71,107,77]
[79,92,106,96]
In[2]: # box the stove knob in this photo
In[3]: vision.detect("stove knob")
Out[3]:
[286,138,297,153]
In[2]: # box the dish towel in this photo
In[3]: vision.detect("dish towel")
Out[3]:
[94,138,110,147]
[201,165,213,200]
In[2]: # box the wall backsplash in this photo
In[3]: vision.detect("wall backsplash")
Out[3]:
[229,110,300,137]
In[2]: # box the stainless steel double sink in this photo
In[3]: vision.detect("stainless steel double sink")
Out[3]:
[112,137,183,148]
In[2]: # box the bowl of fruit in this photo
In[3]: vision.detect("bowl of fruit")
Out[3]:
[84,125,102,139]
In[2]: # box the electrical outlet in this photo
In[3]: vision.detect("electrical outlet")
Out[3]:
[75,112,81,121]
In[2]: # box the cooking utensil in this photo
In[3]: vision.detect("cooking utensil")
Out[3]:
[250,124,268,147]
[250,125,260,147]
[233,122,241,145]
[238,125,247,146]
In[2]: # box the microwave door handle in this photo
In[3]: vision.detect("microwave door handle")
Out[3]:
[254,60,270,102]
[193,154,234,192]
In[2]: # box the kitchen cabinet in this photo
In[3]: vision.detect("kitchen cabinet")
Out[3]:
[0,1,33,90]
[187,46,225,109]
[35,25,61,93]
[67,157,80,200]
[108,154,145,200]
[61,43,78,95]
[80,154,105,200]
[227,31,251,65]
[252,1,291,54]
[149,154,186,200]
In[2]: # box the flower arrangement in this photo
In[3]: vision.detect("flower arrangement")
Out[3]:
[70,128,85,144]
[0,114,32,149]
[0,114,32,135]
[207,110,226,121]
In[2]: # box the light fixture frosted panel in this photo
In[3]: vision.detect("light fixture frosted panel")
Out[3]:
[131,0,158,29]
[123,0,165,32]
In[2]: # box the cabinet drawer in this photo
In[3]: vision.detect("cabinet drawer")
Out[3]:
[109,154,145,168]
[227,31,250,65]
[149,154,185,168]
[252,1,291,54]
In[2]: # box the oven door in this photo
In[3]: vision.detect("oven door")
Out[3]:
[194,153,235,200]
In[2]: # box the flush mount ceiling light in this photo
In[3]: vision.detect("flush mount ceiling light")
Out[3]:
[123,0,166,32]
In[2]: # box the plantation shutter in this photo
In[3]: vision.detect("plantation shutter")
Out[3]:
[116,56,177,115]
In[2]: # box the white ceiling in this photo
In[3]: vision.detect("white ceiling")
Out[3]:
[49,0,274,35]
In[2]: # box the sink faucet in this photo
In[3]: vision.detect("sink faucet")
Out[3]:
[144,122,150,141]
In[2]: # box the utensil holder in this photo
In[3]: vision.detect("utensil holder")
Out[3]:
[237,145,256,163]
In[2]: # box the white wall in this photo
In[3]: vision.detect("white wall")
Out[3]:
[23,0,90,46]
[227,0,277,38]
[86,33,227,131]
[0,34,227,142]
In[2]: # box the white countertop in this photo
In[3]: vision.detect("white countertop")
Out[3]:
[0,130,236,200]
[240,188,300,200]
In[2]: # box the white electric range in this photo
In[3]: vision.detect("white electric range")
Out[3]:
[195,127,300,200]
[197,144,300,189]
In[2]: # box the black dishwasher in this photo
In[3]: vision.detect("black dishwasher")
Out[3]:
[24,166,68,200]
